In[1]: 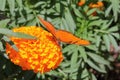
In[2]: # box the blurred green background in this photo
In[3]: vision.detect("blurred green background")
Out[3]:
[0,0,120,80]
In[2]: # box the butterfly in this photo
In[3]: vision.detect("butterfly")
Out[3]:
[38,16,90,46]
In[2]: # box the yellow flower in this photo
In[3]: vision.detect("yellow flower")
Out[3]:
[6,26,63,73]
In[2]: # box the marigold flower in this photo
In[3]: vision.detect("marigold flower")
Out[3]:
[78,0,86,6]
[89,1,104,8]
[6,26,63,73]
[89,1,104,16]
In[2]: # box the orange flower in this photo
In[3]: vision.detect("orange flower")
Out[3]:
[78,0,86,6]
[89,1,104,16]
[6,26,63,73]
[89,1,104,9]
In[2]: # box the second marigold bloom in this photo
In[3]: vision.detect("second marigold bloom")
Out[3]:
[6,26,63,73]
[78,0,86,6]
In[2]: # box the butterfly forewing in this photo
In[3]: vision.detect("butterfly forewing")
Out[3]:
[38,16,57,36]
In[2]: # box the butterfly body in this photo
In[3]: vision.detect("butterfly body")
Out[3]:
[38,16,90,45]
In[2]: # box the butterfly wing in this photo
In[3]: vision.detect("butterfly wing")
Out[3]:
[38,16,90,45]
[55,30,90,45]
[38,16,57,36]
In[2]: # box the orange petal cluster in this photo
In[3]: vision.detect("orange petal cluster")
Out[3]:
[89,1,104,16]
[6,26,63,73]
[89,1,104,8]
[78,0,86,6]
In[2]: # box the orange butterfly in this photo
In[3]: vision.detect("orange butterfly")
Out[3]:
[38,16,90,45]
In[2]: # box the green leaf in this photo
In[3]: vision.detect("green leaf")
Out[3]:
[108,25,118,32]
[7,0,15,16]
[61,18,70,31]
[62,45,76,53]
[101,20,113,30]
[55,3,60,13]
[18,14,34,23]
[96,36,101,47]
[88,19,103,27]
[0,42,4,50]
[87,52,110,65]
[111,33,120,39]
[81,69,89,79]
[0,19,10,28]
[105,5,112,18]
[78,46,87,62]
[110,0,120,22]
[64,8,76,33]
[108,34,118,50]
[0,0,6,10]
[103,35,110,51]
[26,18,37,26]
[2,36,19,51]
[91,73,97,80]
[73,8,83,18]
[86,8,97,16]
[87,59,106,73]
[15,32,37,39]
[0,28,36,39]
[34,2,45,8]
[86,45,98,51]
[70,50,78,73]
[16,0,23,8]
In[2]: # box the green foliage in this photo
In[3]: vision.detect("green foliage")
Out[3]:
[0,0,120,80]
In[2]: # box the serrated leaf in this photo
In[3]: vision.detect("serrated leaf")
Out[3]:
[0,28,36,39]
[34,2,45,8]
[108,25,118,32]
[55,3,60,13]
[18,14,34,23]
[110,0,120,22]
[87,52,109,65]
[86,45,98,51]
[0,42,4,50]
[91,73,97,80]
[88,20,103,27]
[7,0,15,16]
[16,0,23,8]
[3,53,9,59]
[103,35,110,51]
[14,32,37,39]
[108,34,118,50]
[78,46,87,62]
[64,8,76,33]
[61,18,70,31]
[111,33,120,39]
[2,36,19,51]
[0,0,6,10]
[26,18,37,26]
[87,59,106,73]
[86,8,97,16]
[70,50,78,73]
[0,19,10,28]
[62,45,76,53]
[105,5,112,17]
[81,69,89,79]
[101,20,113,30]
[73,8,83,18]
[96,36,101,47]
